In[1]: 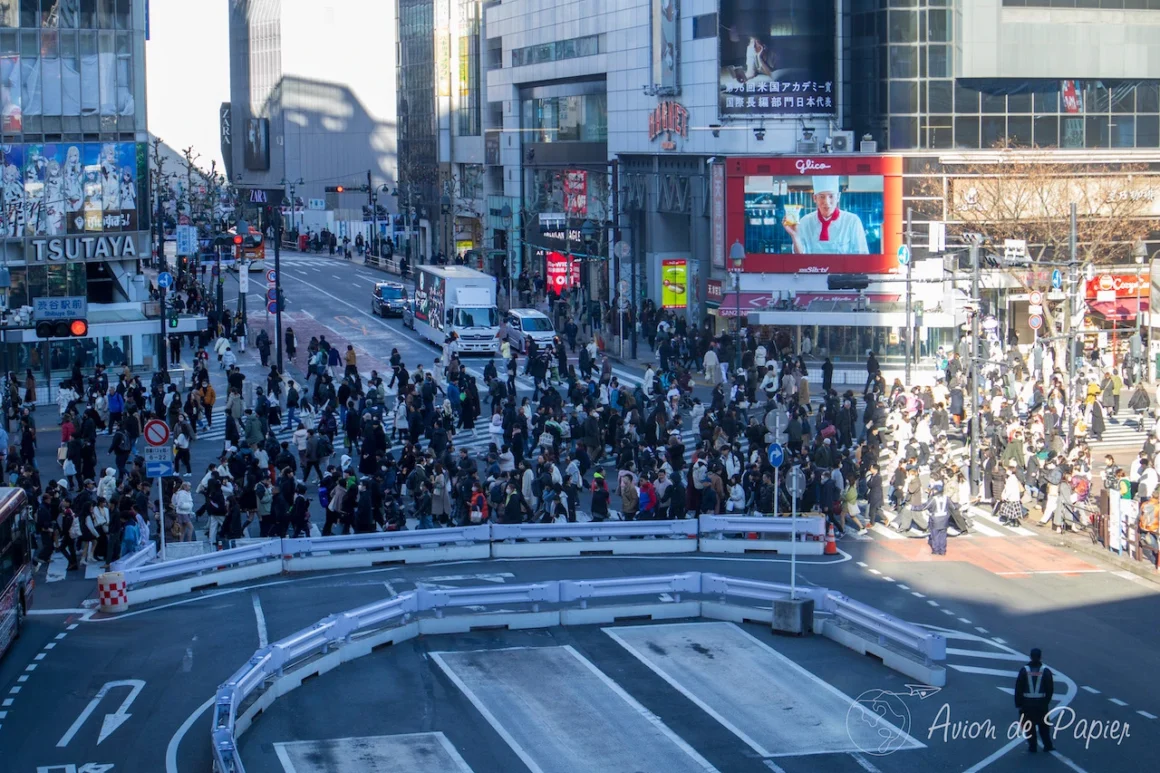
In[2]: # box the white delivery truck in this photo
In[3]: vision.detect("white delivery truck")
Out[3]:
[408,265,500,355]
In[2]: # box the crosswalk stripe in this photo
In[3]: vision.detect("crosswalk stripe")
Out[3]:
[969,521,1004,537]
[870,523,904,540]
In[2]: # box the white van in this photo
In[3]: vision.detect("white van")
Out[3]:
[504,309,556,353]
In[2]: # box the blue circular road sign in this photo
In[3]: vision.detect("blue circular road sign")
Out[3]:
[267,301,279,314]
[768,443,785,468]
[897,246,911,266]
[157,271,173,288]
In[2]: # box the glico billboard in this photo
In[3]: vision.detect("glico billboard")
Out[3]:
[725,155,903,275]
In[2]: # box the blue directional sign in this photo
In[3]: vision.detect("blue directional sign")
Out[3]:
[157,271,173,289]
[768,443,785,468]
[146,460,175,478]
[1052,269,1063,290]
[897,245,911,266]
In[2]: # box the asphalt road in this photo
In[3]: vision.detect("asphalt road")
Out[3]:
[2,536,1157,773]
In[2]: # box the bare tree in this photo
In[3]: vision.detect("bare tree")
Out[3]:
[915,147,1160,340]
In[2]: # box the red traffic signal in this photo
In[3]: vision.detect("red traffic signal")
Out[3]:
[35,319,88,339]
[233,235,243,245]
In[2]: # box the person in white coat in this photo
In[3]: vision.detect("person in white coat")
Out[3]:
[642,365,656,399]
[703,345,721,386]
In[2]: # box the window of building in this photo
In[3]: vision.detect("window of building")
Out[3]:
[456,0,481,136]
[511,34,603,68]
[521,92,607,143]
[692,13,717,39]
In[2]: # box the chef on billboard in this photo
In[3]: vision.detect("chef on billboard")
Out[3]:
[784,176,869,255]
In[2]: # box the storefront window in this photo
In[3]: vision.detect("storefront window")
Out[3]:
[522,92,607,143]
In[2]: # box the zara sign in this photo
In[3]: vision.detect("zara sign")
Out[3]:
[28,234,141,263]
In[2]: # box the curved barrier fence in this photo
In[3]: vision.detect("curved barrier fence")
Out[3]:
[108,516,832,605]
[209,570,946,772]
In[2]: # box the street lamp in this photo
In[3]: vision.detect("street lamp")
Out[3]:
[500,203,514,310]
[279,177,304,238]
[729,239,747,373]
[1133,241,1148,381]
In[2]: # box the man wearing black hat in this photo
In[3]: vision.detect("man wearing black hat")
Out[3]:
[1014,648,1055,753]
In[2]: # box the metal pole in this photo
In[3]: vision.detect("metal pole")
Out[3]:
[275,221,284,371]
[216,246,224,317]
[773,465,779,518]
[790,466,798,601]
[631,235,638,359]
[157,475,167,562]
[368,170,377,261]
[1066,202,1078,449]
[904,206,913,385]
[159,286,168,372]
[735,272,741,372]
[969,243,981,497]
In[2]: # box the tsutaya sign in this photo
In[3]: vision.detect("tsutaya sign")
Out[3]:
[648,100,688,150]
[28,234,140,263]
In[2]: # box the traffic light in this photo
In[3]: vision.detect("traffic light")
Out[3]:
[326,185,345,194]
[35,319,88,339]
[168,311,180,329]
[827,274,870,291]
[233,234,243,246]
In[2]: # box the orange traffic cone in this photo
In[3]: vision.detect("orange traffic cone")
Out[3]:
[824,523,838,555]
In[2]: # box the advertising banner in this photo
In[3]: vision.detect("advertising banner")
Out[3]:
[718,0,836,118]
[546,251,582,295]
[725,156,904,274]
[563,170,588,216]
[651,0,679,94]
[661,258,688,309]
[711,162,725,270]
[244,118,270,172]
[414,270,446,331]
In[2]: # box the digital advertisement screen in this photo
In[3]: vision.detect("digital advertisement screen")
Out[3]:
[726,156,903,275]
[718,0,836,118]
[661,258,688,309]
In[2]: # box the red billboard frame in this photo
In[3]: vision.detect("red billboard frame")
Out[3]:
[725,155,904,275]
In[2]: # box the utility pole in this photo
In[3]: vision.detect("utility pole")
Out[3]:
[274,208,284,371]
[969,242,981,497]
[368,169,377,260]
[1066,202,1078,449]
[151,137,166,270]
[904,206,914,385]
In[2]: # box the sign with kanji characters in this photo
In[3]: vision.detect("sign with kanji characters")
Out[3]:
[717,1,836,118]
[32,296,88,320]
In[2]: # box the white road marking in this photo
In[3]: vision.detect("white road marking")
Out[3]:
[44,642,55,649]
[855,561,868,567]
[912,591,926,598]
[1,699,11,707]
[927,600,940,607]
[274,732,475,773]
[946,648,1026,661]
[1080,686,1101,694]
[949,664,1020,679]
[995,686,1015,695]
[431,645,721,773]
[849,752,883,773]
[33,653,45,661]
[958,618,972,624]
[868,569,881,575]
[25,664,36,671]
[57,679,145,747]
[67,623,78,630]
[1109,698,1128,707]
[0,711,6,718]
[17,676,27,683]
[897,584,910,590]
[1050,750,1091,773]
[992,637,1007,644]
[384,580,399,597]
[604,622,924,759]
[55,633,67,640]
[881,576,895,582]
[969,521,1004,537]
[940,609,954,616]
[9,686,20,694]
[251,592,268,648]
[870,524,903,540]
[762,761,787,773]
[975,626,989,634]
[1137,710,1158,719]
[165,697,214,773]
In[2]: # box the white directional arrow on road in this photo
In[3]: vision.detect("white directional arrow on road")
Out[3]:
[57,679,146,747]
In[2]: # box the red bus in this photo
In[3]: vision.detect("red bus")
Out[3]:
[0,487,33,659]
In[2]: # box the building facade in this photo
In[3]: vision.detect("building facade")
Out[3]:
[0,0,163,391]
[226,0,399,235]
[461,0,1160,362]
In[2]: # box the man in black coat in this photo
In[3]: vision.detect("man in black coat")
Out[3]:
[865,463,885,527]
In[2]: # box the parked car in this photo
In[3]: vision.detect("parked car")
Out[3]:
[372,281,409,317]
[504,308,556,353]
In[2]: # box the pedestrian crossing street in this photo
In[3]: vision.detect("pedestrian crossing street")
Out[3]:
[1086,413,1151,450]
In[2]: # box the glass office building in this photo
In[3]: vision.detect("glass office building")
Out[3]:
[0,0,157,395]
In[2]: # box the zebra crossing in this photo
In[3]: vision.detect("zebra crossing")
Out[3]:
[1086,413,1151,450]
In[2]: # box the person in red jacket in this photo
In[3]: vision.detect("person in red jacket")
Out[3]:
[468,483,489,523]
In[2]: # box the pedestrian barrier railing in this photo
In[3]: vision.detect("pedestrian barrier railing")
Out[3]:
[209,571,947,773]
[120,540,283,587]
[699,514,827,539]
[109,542,157,572]
[823,591,947,664]
[114,519,827,603]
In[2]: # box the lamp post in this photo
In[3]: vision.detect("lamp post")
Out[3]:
[729,239,746,373]
[1133,241,1148,382]
[500,203,513,311]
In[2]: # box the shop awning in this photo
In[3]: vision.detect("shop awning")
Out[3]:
[1087,299,1150,321]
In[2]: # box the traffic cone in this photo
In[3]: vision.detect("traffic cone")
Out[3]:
[824,523,838,555]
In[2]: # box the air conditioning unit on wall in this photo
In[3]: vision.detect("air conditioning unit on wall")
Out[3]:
[831,131,854,152]
[860,134,878,153]
[796,139,819,154]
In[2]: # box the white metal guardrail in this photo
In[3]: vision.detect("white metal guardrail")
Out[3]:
[110,519,829,604]
[209,571,947,773]
[109,542,157,572]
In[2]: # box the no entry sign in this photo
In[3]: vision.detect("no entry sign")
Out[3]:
[144,419,171,447]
